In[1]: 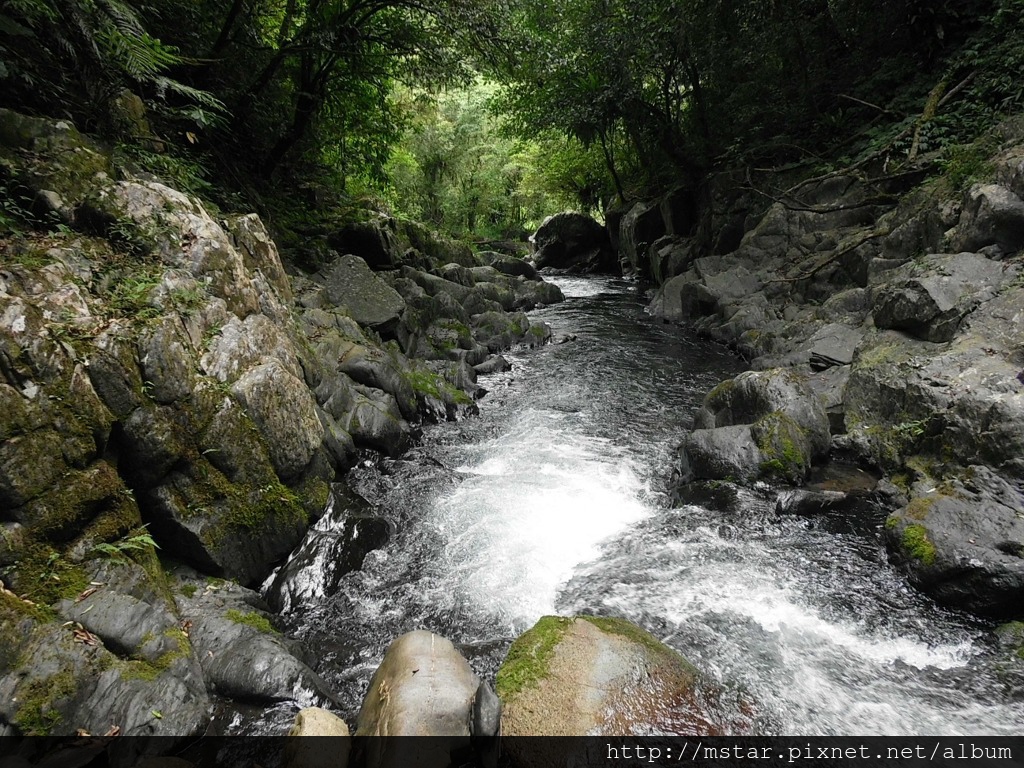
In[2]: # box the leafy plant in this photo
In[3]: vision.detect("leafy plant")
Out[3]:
[90,526,160,562]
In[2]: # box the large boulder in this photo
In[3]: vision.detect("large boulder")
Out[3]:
[872,252,1012,343]
[531,212,616,273]
[328,220,402,270]
[354,630,500,768]
[321,255,407,335]
[952,184,1024,254]
[884,466,1024,618]
[680,369,831,484]
[618,201,664,278]
[497,616,748,738]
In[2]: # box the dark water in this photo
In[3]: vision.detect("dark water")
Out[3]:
[256,276,1022,735]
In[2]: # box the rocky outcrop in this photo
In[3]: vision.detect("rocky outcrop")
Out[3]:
[648,135,1024,619]
[531,212,617,273]
[497,615,751,737]
[0,108,564,738]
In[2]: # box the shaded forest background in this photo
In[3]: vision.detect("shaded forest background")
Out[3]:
[2,0,1023,247]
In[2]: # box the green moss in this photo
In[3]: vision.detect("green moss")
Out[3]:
[496,615,571,700]
[180,583,197,598]
[705,378,735,406]
[753,412,807,481]
[905,496,937,521]
[884,515,900,530]
[11,542,90,606]
[902,524,936,566]
[13,669,77,735]
[405,367,472,406]
[225,608,278,634]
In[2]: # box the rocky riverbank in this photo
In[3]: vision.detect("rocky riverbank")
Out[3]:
[633,122,1024,624]
[0,108,562,739]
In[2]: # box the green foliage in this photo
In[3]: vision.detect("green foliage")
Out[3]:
[496,615,571,699]
[90,526,159,563]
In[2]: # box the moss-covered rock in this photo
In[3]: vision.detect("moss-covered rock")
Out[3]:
[883,466,1024,618]
[498,615,752,737]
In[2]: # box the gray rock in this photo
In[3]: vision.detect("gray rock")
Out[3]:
[264,494,392,613]
[473,355,511,375]
[532,212,616,273]
[680,424,766,484]
[775,488,849,515]
[182,581,339,706]
[231,359,324,480]
[807,323,865,370]
[327,220,401,270]
[954,184,1024,253]
[873,252,1011,342]
[618,201,664,278]
[322,255,406,335]
[884,466,1024,618]
[356,630,488,738]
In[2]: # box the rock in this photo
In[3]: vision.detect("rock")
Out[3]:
[884,466,1024,618]
[227,214,294,304]
[488,258,537,279]
[807,323,865,370]
[264,494,392,613]
[473,355,511,375]
[284,708,351,768]
[356,630,499,750]
[954,184,1024,253]
[180,579,339,706]
[531,212,616,273]
[328,220,401,270]
[618,201,665,279]
[648,272,698,322]
[497,615,748,737]
[338,387,409,456]
[682,369,831,485]
[872,252,1011,343]
[230,359,324,480]
[322,255,407,335]
[775,488,849,515]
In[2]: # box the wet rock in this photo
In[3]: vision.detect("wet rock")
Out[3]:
[488,258,537,280]
[321,255,406,335]
[338,386,409,456]
[179,578,338,707]
[681,369,830,485]
[883,466,1024,619]
[264,493,392,613]
[775,488,849,515]
[473,355,511,375]
[532,212,616,273]
[497,615,748,737]
[356,630,497,743]
[619,201,665,278]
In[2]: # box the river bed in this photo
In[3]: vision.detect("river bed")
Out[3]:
[258,275,1022,735]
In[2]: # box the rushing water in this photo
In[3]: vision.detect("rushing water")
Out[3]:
[265,275,1022,736]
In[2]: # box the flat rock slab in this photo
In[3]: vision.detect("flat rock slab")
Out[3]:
[807,323,864,370]
[323,255,406,334]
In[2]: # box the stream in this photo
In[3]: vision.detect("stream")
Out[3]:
[260,275,1022,736]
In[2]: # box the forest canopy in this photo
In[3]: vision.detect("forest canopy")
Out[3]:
[2,0,1022,239]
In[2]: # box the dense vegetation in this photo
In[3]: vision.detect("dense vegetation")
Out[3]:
[2,0,1023,242]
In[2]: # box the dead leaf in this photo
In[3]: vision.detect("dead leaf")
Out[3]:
[75,586,98,603]
[103,725,121,737]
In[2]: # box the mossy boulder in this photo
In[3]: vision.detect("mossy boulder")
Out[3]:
[884,466,1024,618]
[497,615,750,737]
[681,368,830,485]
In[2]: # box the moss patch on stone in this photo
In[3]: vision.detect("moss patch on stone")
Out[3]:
[12,668,78,736]
[496,615,571,700]
[579,615,697,674]
[902,524,936,566]
[753,412,808,481]
[225,608,278,634]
